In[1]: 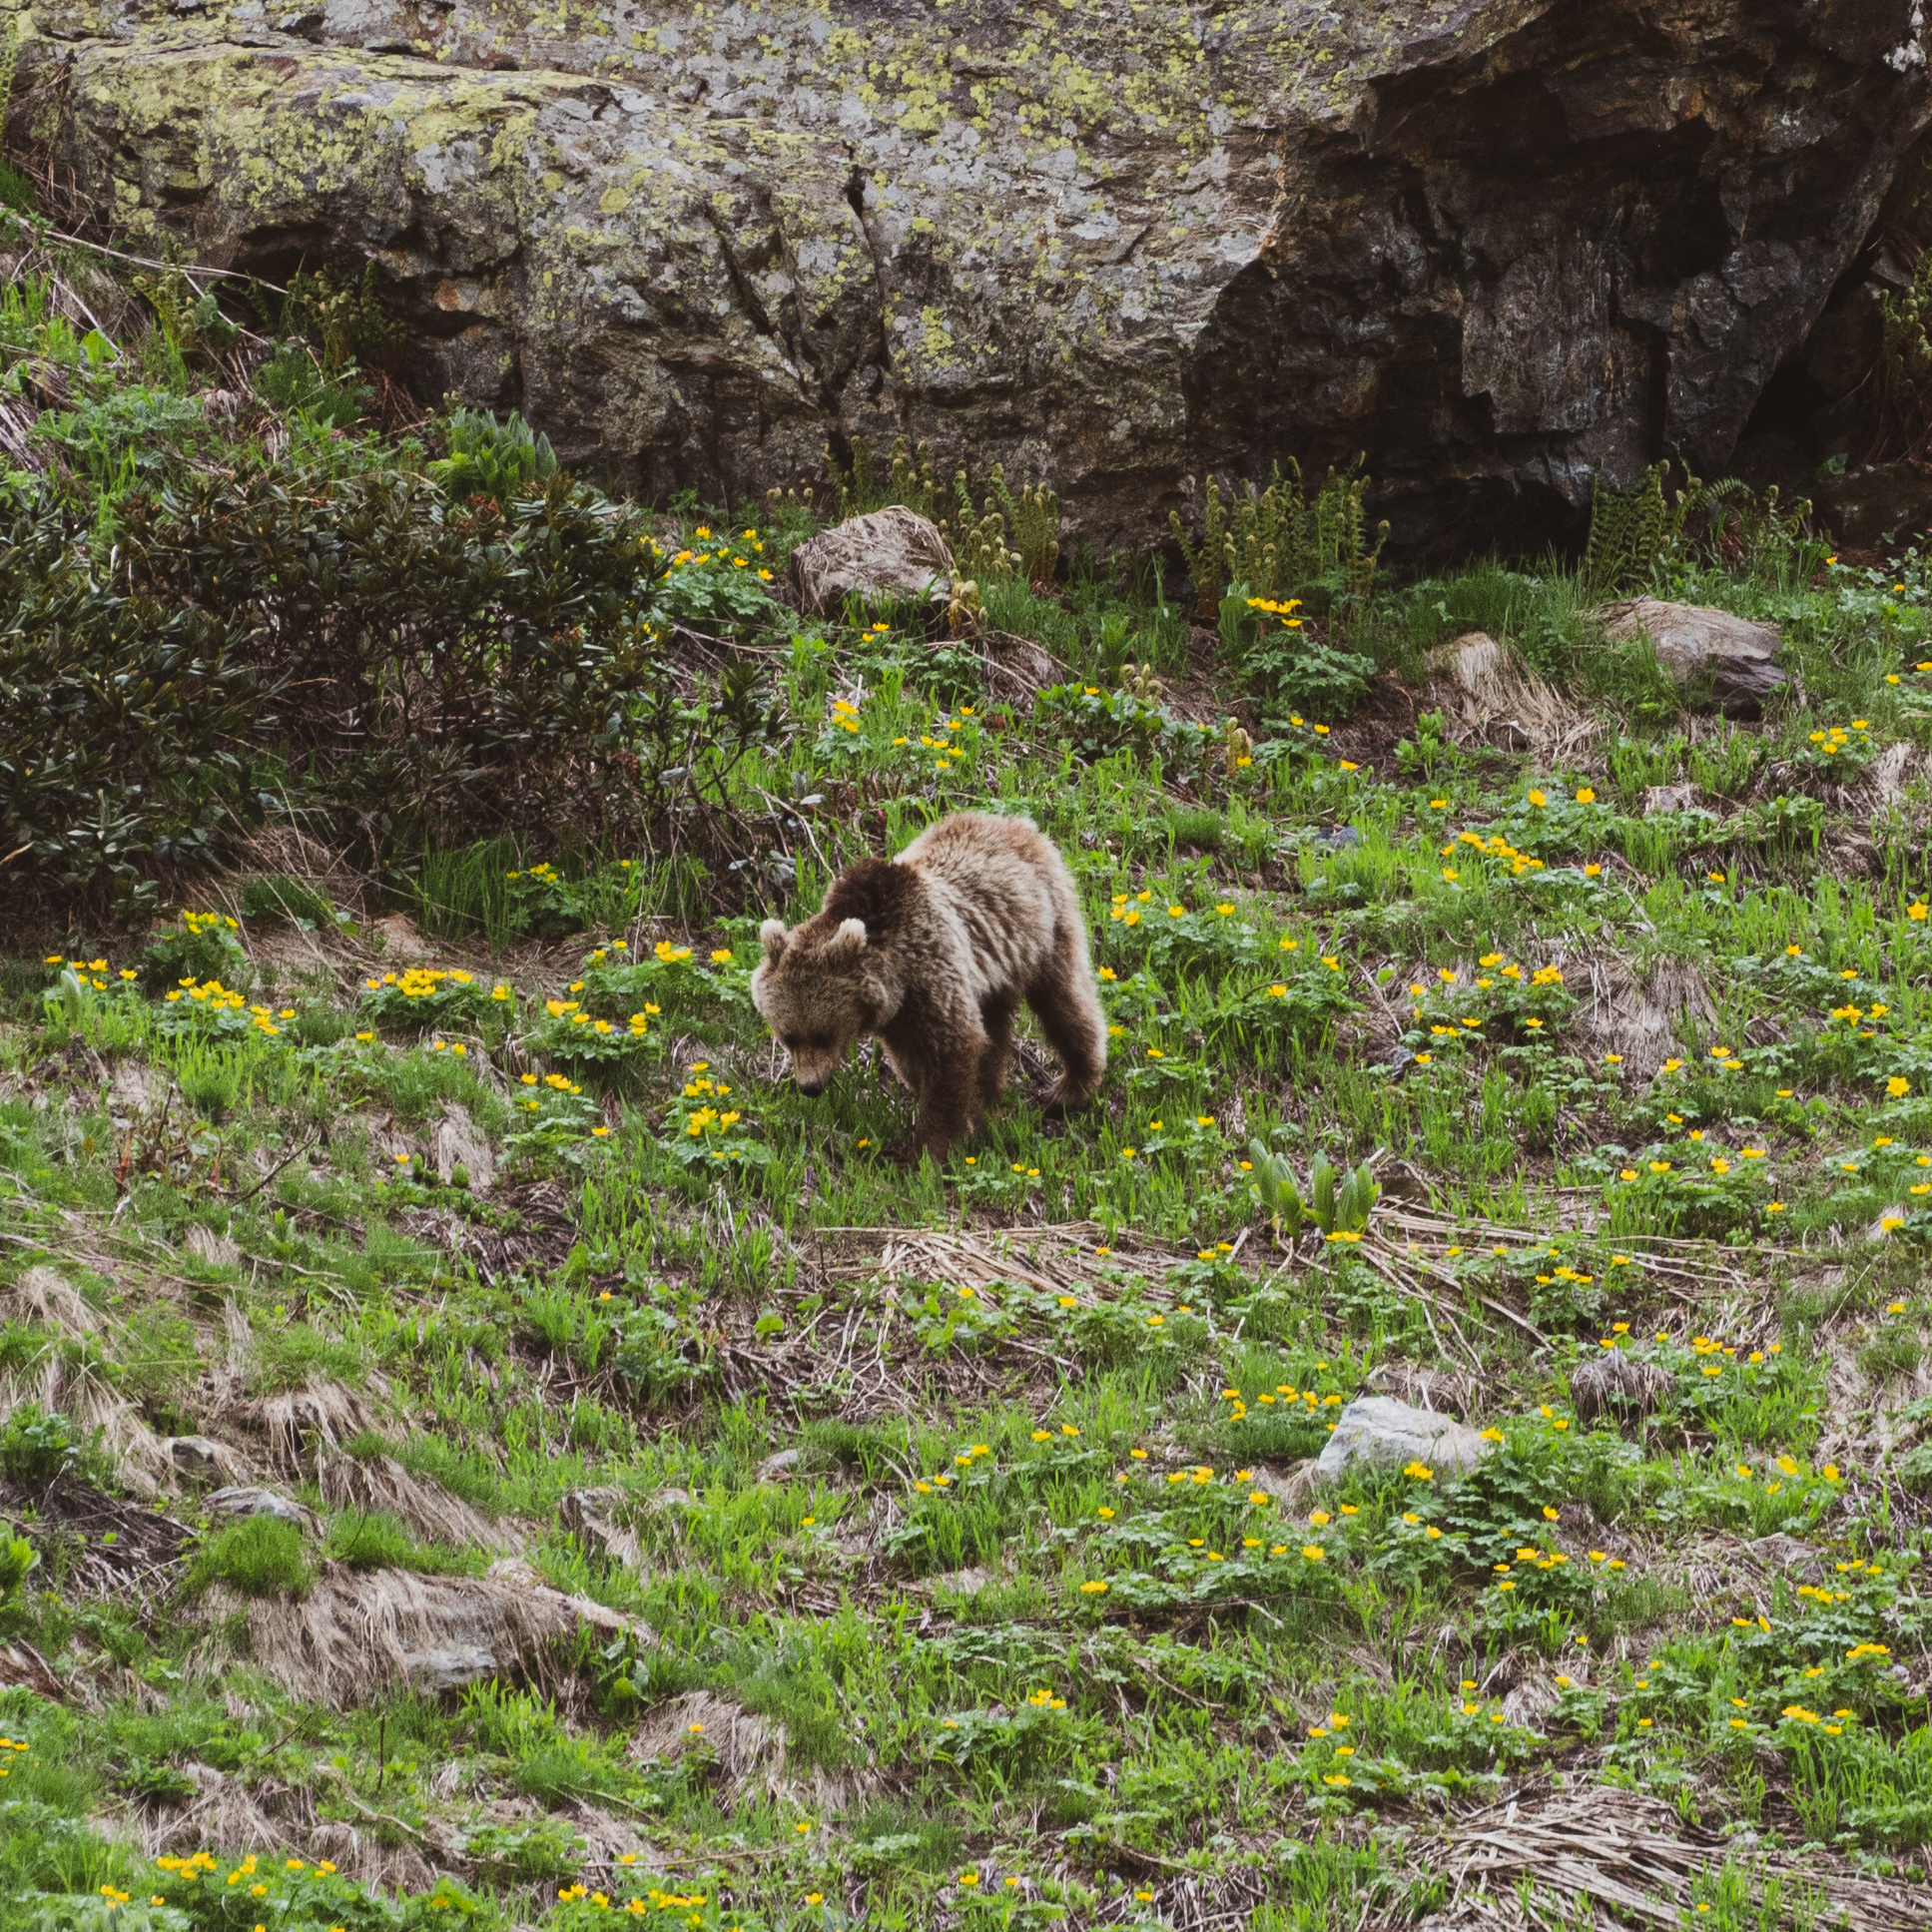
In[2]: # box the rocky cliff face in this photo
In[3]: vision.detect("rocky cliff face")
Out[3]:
[19,0,1932,551]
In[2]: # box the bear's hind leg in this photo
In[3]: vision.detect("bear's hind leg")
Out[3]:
[1027,965,1107,1119]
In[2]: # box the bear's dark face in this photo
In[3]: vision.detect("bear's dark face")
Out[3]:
[751,917,879,1096]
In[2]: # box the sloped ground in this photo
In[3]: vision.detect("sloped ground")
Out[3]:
[3,541,1932,1932]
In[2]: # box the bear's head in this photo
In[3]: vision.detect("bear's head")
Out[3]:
[751,916,886,1096]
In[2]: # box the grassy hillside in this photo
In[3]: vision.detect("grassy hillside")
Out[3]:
[3,250,1932,1931]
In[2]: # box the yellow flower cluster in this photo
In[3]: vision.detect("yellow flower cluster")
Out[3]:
[1492,1544,1572,1591]
[1219,1382,1343,1415]
[364,967,475,996]
[45,954,139,989]
[517,1071,583,1111]
[655,941,693,965]
[559,1879,716,1914]
[1246,594,1304,629]
[162,980,296,1034]
[830,696,861,734]
[545,996,651,1040]
[671,524,772,580]
[1443,826,1551,879]
[1806,721,1866,756]
[889,710,972,772]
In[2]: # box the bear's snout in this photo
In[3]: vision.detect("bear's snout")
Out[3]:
[795,1073,828,1098]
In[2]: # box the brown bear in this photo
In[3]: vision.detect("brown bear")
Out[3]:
[751,812,1106,1161]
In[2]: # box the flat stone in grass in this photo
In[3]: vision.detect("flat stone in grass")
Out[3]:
[205,1484,319,1532]
[1314,1396,1496,1482]
[1594,598,1785,715]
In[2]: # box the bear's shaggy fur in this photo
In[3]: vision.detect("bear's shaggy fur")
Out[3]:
[751,813,1106,1160]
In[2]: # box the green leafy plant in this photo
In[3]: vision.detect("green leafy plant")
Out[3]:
[1396,708,1462,779]
[252,343,368,427]
[1235,600,1378,724]
[1171,457,1389,614]
[1584,462,1813,594]
[1244,1144,1378,1243]
[140,908,249,990]
[426,407,558,505]
[1035,675,1216,770]
[0,1530,42,1610]
[275,262,408,376]
[1247,1139,1306,1243]
[0,1404,78,1484]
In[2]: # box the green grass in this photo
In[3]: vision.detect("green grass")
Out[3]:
[182,1518,314,1600]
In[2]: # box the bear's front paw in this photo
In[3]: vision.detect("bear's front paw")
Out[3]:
[1037,1078,1083,1121]
[886,1136,927,1169]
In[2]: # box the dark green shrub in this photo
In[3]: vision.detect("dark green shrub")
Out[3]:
[0,493,265,907]
[4,462,782,906]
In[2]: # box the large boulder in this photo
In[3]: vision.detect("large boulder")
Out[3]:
[1594,598,1786,714]
[20,3,1932,551]
[1314,1396,1495,1482]
[1814,460,1932,547]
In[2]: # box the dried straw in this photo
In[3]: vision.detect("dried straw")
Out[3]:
[791,507,952,615]
[231,1558,642,1709]
[317,1452,521,1555]
[1426,631,1598,760]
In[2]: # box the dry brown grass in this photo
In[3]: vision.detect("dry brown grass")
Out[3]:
[1579,953,1715,1069]
[791,506,952,615]
[317,1451,521,1554]
[1438,1784,1926,1928]
[628,1689,868,1812]
[228,1557,640,1708]
[225,1379,376,1475]
[1426,632,1599,762]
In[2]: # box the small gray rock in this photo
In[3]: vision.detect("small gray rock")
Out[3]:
[757,1449,802,1481]
[1747,1533,1821,1582]
[791,508,953,615]
[433,1105,495,1192]
[205,1486,316,1531]
[403,1642,500,1693]
[1314,1397,1495,1482]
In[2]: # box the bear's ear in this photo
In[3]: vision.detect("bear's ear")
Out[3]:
[823,917,868,960]
[758,919,789,964]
